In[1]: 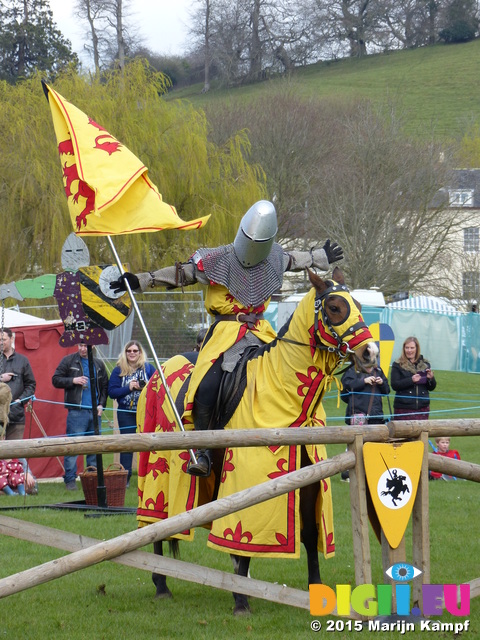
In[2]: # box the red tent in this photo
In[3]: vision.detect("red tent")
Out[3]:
[8,314,76,478]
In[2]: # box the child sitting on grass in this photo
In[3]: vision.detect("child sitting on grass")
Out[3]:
[0,458,25,495]
[430,437,461,480]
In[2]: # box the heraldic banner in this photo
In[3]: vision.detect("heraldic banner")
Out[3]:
[43,81,210,236]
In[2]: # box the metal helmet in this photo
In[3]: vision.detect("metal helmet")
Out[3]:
[233,200,278,268]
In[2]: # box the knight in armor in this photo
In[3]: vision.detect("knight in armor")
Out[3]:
[110,200,343,477]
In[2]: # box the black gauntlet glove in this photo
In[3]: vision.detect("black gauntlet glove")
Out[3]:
[322,239,344,264]
[109,272,140,294]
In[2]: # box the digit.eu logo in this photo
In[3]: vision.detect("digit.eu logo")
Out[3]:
[309,562,470,618]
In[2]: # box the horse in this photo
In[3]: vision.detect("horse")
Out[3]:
[136,267,378,614]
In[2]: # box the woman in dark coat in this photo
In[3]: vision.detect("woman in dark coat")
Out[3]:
[390,336,436,420]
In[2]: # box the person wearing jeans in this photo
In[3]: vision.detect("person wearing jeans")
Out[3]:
[63,407,102,487]
[108,341,155,486]
[52,343,109,490]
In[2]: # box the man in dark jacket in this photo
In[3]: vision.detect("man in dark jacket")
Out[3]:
[52,342,109,490]
[0,328,36,440]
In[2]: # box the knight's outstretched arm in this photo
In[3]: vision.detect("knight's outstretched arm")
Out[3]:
[110,261,200,295]
[285,239,343,272]
[137,262,198,291]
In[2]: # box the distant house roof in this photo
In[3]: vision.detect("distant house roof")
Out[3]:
[387,295,458,313]
[432,168,480,208]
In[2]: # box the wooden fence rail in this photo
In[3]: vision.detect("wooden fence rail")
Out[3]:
[0,452,354,599]
[0,419,479,460]
[0,516,313,611]
[0,420,478,609]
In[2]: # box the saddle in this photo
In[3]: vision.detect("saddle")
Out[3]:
[174,345,261,431]
[213,345,260,430]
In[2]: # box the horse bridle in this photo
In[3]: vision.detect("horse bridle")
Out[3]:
[315,283,368,355]
[279,283,368,358]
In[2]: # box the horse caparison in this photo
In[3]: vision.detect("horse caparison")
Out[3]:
[137,267,378,615]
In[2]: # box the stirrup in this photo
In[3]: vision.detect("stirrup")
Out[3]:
[187,451,211,477]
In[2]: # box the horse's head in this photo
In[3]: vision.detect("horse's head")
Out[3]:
[308,267,378,368]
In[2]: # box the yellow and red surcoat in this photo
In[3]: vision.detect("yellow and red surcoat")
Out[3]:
[182,282,277,427]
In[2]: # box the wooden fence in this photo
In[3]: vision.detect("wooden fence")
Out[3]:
[0,419,478,610]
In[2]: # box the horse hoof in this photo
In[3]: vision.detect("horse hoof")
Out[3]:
[155,589,173,600]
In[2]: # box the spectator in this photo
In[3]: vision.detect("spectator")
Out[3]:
[341,363,390,426]
[390,336,436,420]
[0,328,36,440]
[52,343,109,491]
[340,362,390,482]
[0,458,25,495]
[108,341,156,486]
[430,437,461,480]
[19,458,37,494]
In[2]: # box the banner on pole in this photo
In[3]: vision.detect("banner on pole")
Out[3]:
[43,81,210,236]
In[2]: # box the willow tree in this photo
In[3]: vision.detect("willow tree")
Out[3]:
[0,59,266,281]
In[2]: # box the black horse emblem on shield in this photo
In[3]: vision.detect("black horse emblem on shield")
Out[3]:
[380,467,410,506]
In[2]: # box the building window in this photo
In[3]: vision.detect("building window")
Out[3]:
[464,227,479,252]
[463,271,480,300]
[449,189,474,207]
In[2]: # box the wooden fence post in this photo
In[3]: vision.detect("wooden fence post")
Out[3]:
[349,434,372,586]
[412,431,430,609]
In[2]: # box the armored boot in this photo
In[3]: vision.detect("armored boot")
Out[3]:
[187,401,213,477]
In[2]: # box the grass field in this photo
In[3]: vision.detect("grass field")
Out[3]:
[0,370,477,639]
[171,39,480,142]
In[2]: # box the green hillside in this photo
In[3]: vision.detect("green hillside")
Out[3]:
[171,40,480,141]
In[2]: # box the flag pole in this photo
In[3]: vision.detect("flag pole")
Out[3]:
[106,235,197,464]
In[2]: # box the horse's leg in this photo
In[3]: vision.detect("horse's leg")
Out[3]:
[152,540,173,599]
[210,449,250,614]
[231,554,252,615]
[300,446,322,586]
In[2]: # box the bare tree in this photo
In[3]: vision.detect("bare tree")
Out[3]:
[311,0,378,57]
[74,0,140,71]
[204,0,212,91]
[188,0,322,86]
[205,89,457,295]
[74,0,105,74]
[188,0,214,91]
[308,100,456,295]
[376,0,447,49]
[204,82,332,240]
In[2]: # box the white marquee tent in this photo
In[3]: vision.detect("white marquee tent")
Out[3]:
[387,295,459,314]
[3,308,60,327]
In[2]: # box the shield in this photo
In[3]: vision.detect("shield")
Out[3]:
[79,265,132,330]
[364,442,424,549]
[368,322,395,375]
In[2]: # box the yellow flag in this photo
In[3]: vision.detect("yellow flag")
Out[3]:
[43,82,210,236]
[363,442,424,549]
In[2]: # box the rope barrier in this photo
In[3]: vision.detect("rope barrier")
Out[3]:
[3,394,479,438]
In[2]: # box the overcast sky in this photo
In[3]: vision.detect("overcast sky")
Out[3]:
[49,0,191,65]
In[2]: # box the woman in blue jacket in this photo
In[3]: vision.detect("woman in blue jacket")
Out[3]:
[108,341,156,484]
